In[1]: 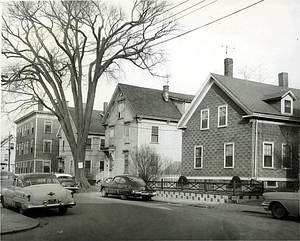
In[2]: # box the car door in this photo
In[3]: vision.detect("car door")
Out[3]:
[116,177,127,195]
[292,190,300,216]
[107,177,119,194]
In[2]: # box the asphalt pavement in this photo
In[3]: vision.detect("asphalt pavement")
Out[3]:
[0,192,266,235]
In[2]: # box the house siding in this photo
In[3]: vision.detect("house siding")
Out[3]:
[182,83,253,179]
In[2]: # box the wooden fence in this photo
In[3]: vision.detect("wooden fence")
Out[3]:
[146,179,264,196]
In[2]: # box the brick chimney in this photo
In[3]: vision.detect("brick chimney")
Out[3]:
[278,72,288,87]
[103,102,108,113]
[163,85,169,102]
[224,58,233,77]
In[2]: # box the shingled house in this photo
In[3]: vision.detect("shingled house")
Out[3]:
[177,58,300,188]
[102,83,194,177]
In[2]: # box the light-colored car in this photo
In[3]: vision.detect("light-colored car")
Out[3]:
[262,190,300,219]
[101,175,156,201]
[54,173,79,192]
[0,171,15,197]
[1,173,76,215]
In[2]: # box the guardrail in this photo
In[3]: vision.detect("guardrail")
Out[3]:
[146,179,264,196]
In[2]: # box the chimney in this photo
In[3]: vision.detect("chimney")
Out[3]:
[224,58,233,77]
[37,101,43,111]
[278,72,288,87]
[103,102,108,113]
[163,85,169,102]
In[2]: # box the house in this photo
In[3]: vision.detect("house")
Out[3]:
[14,103,60,174]
[177,58,300,188]
[1,135,15,172]
[101,83,194,178]
[57,107,106,181]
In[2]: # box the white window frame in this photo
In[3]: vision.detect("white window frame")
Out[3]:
[118,101,125,119]
[224,143,234,168]
[282,143,292,169]
[218,105,228,127]
[109,128,114,146]
[43,139,53,153]
[281,95,293,115]
[85,160,92,174]
[150,126,159,143]
[194,146,203,169]
[200,109,209,130]
[86,137,92,150]
[263,142,274,169]
[44,120,53,134]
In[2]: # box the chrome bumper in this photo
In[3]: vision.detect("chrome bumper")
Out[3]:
[131,190,156,197]
[24,201,76,210]
[262,201,270,211]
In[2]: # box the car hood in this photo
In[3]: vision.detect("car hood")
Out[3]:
[23,184,69,200]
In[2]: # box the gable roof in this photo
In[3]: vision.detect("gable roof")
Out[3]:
[178,73,300,128]
[68,107,105,135]
[103,83,194,123]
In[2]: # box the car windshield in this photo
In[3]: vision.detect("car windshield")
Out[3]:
[58,176,73,180]
[128,176,146,185]
[23,176,60,186]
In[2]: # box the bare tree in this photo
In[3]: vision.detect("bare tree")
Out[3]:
[1,0,178,188]
[129,145,166,181]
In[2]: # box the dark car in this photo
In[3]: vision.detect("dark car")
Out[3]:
[100,175,156,201]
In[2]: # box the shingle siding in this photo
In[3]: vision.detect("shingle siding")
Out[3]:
[182,83,253,179]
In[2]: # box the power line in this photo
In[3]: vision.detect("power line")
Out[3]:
[149,0,265,48]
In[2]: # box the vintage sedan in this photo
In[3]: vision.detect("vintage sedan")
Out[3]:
[54,173,79,192]
[101,175,156,200]
[262,190,300,219]
[1,173,76,215]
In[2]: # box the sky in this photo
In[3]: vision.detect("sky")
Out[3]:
[92,0,300,110]
[1,0,300,137]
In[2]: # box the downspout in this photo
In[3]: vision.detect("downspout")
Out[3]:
[254,116,259,180]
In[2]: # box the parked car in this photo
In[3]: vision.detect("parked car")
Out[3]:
[97,177,113,189]
[262,190,300,219]
[0,171,15,197]
[1,173,76,215]
[54,173,79,192]
[100,175,156,200]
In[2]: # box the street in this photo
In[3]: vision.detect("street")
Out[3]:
[2,192,299,240]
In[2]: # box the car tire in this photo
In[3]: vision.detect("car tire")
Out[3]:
[101,188,108,197]
[120,195,127,200]
[1,197,9,209]
[271,203,288,219]
[58,206,68,215]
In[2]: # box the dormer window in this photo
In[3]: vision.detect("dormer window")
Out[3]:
[281,95,293,115]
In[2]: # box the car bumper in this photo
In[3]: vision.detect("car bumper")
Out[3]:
[131,190,156,197]
[262,201,270,211]
[24,201,76,210]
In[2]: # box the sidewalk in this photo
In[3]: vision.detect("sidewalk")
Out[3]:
[0,192,266,235]
[1,207,40,235]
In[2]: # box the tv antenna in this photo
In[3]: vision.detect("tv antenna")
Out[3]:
[222,45,235,58]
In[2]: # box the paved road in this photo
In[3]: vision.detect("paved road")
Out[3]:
[2,192,299,240]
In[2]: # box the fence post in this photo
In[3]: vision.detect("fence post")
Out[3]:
[233,180,236,196]
[161,179,163,190]
[204,180,207,192]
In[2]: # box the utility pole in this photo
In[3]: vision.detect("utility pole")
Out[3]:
[8,132,11,172]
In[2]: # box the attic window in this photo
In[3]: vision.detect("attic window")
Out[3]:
[284,100,291,114]
[118,101,125,119]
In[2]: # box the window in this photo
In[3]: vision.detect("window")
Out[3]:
[86,138,92,150]
[124,151,129,174]
[284,100,291,114]
[118,102,125,119]
[200,109,209,130]
[282,144,292,169]
[43,140,52,153]
[194,146,203,169]
[100,138,105,148]
[44,121,53,134]
[224,143,234,168]
[100,161,104,172]
[124,125,130,143]
[109,128,114,146]
[218,105,227,127]
[31,122,34,134]
[151,126,159,143]
[263,142,274,168]
[85,160,91,175]
[30,140,34,153]
[62,140,65,152]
